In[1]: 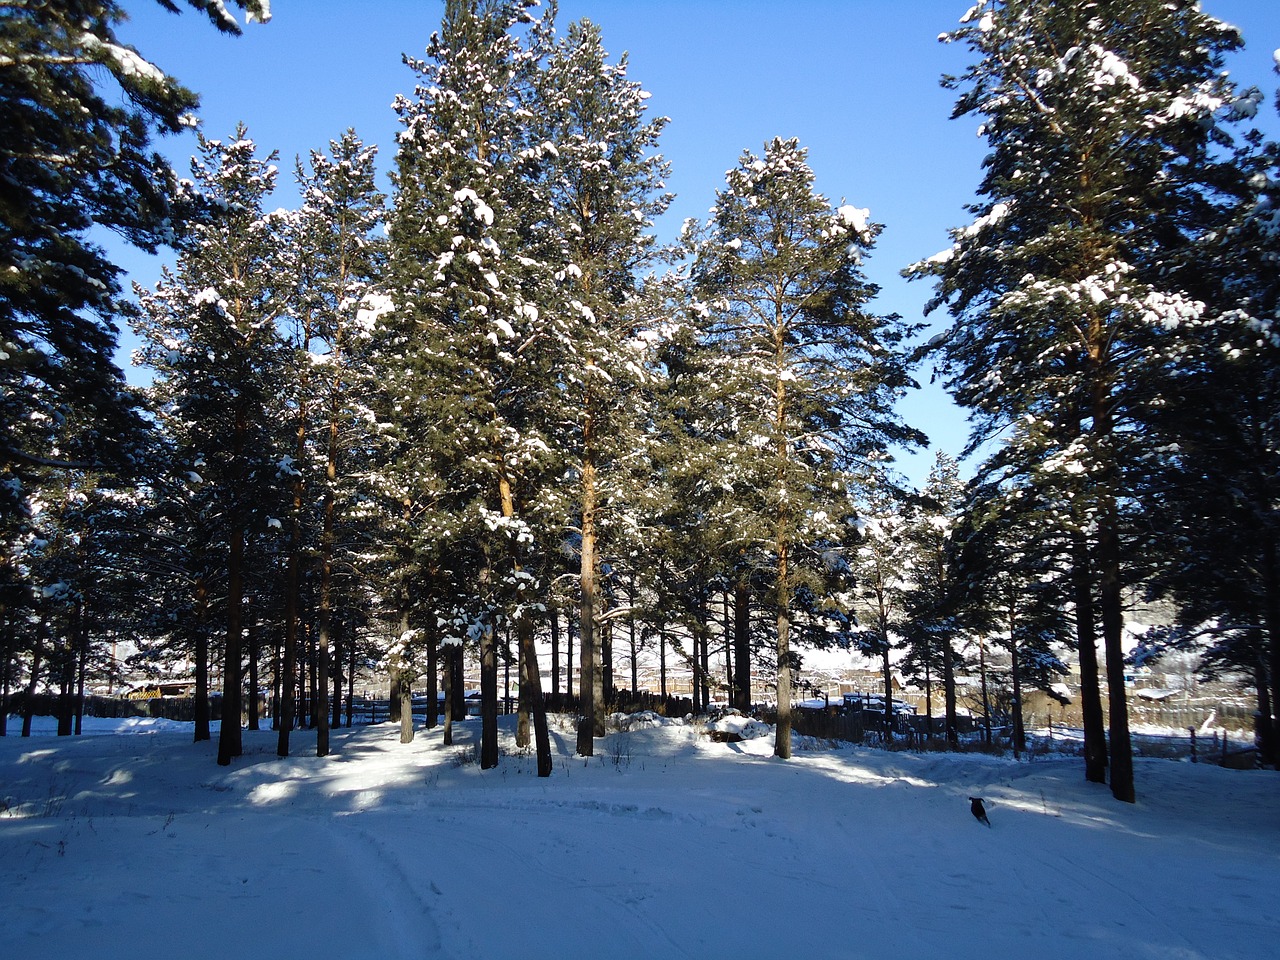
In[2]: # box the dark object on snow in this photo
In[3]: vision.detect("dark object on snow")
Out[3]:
[969,796,991,827]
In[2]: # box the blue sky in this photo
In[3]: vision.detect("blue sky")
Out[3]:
[110,0,1280,485]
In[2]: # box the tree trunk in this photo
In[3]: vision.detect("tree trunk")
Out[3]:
[924,655,934,740]
[518,613,553,777]
[331,621,343,731]
[978,633,991,746]
[195,578,211,743]
[1098,497,1135,803]
[882,632,894,743]
[443,644,455,747]
[389,668,402,723]
[734,571,751,711]
[659,623,667,698]
[1262,535,1280,766]
[426,617,439,730]
[217,415,247,767]
[566,614,575,699]
[516,627,531,749]
[21,619,44,737]
[450,643,464,722]
[346,629,356,728]
[247,621,259,731]
[549,607,560,699]
[399,673,414,744]
[775,601,793,759]
[0,608,13,737]
[480,618,499,769]
[577,454,598,756]
[943,633,958,749]
[1010,617,1025,759]
[594,606,606,736]
[1073,534,1108,782]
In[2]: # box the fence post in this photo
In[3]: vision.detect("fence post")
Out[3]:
[1188,726,1197,764]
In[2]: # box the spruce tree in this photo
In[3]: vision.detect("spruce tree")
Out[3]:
[910,0,1242,801]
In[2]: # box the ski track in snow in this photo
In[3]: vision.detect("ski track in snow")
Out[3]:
[1,715,1277,960]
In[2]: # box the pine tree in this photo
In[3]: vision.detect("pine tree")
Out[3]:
[131,126,286,766]
[911,0,1242,802]
[1139,73,1280,763]
[0,0,268,617]
[533,16,671,754]
[277,130,387,759]
[690,137,921,758]
[899,452,966,743]
[384,0,556,775]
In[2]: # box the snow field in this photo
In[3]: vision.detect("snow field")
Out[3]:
[1,714,1276,959]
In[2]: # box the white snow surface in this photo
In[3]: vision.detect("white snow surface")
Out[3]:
[2,714,1277,959]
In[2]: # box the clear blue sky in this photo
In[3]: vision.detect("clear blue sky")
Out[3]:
[109,0,1280,485]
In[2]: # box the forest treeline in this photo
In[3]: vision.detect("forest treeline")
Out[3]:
[2,0,1278,803]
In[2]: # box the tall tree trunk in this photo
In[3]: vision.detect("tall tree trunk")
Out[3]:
[399,672,414,744]
[1010,603,1025,759]
[593,601,606,735]
[396,584,413,745]
[659,622,668,698]
[346,627,356,728]
[56,624,73,737]
[443,644,455,747]
[566,614,575,699]
[697,603,710,712]
[577,450,598,756]
[247,621,260,731]
[450,643,464,722]
[389,667,401,724]
[426,616,439,730]
[550,607,561,699]
[882,630,894,743]
[74,599,89,735]
[331,621,343,731]
[978,633,991,745]
[516,625,530,748]
[480,617,499,769]
[21,619,44,737]
[194,578,211,743]
[943,633,958,749]
[217,413,247,766]
[1262,535,1280,767]
[734,571,751,712]
[518,614,553,777]
[1098,496,1135,803]
[775,601,793,760]
[1072,534,1108,782]
[0,607,13,736]
[924,655,934,740]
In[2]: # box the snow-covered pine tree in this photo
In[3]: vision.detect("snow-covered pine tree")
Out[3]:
[1138,71,1280,764]
[898,452,966,745]
[849,482,912,742]
[533,16,671,753]
[277,130,387,759]
[910,0,1242,802]
[0,0,270,613]
[131,126,287,766]
[950,463,1073,757]
[384,0,556,775]
[690,137,921,759]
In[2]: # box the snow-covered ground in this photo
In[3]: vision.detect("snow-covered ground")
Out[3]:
[1,713,1276,959]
